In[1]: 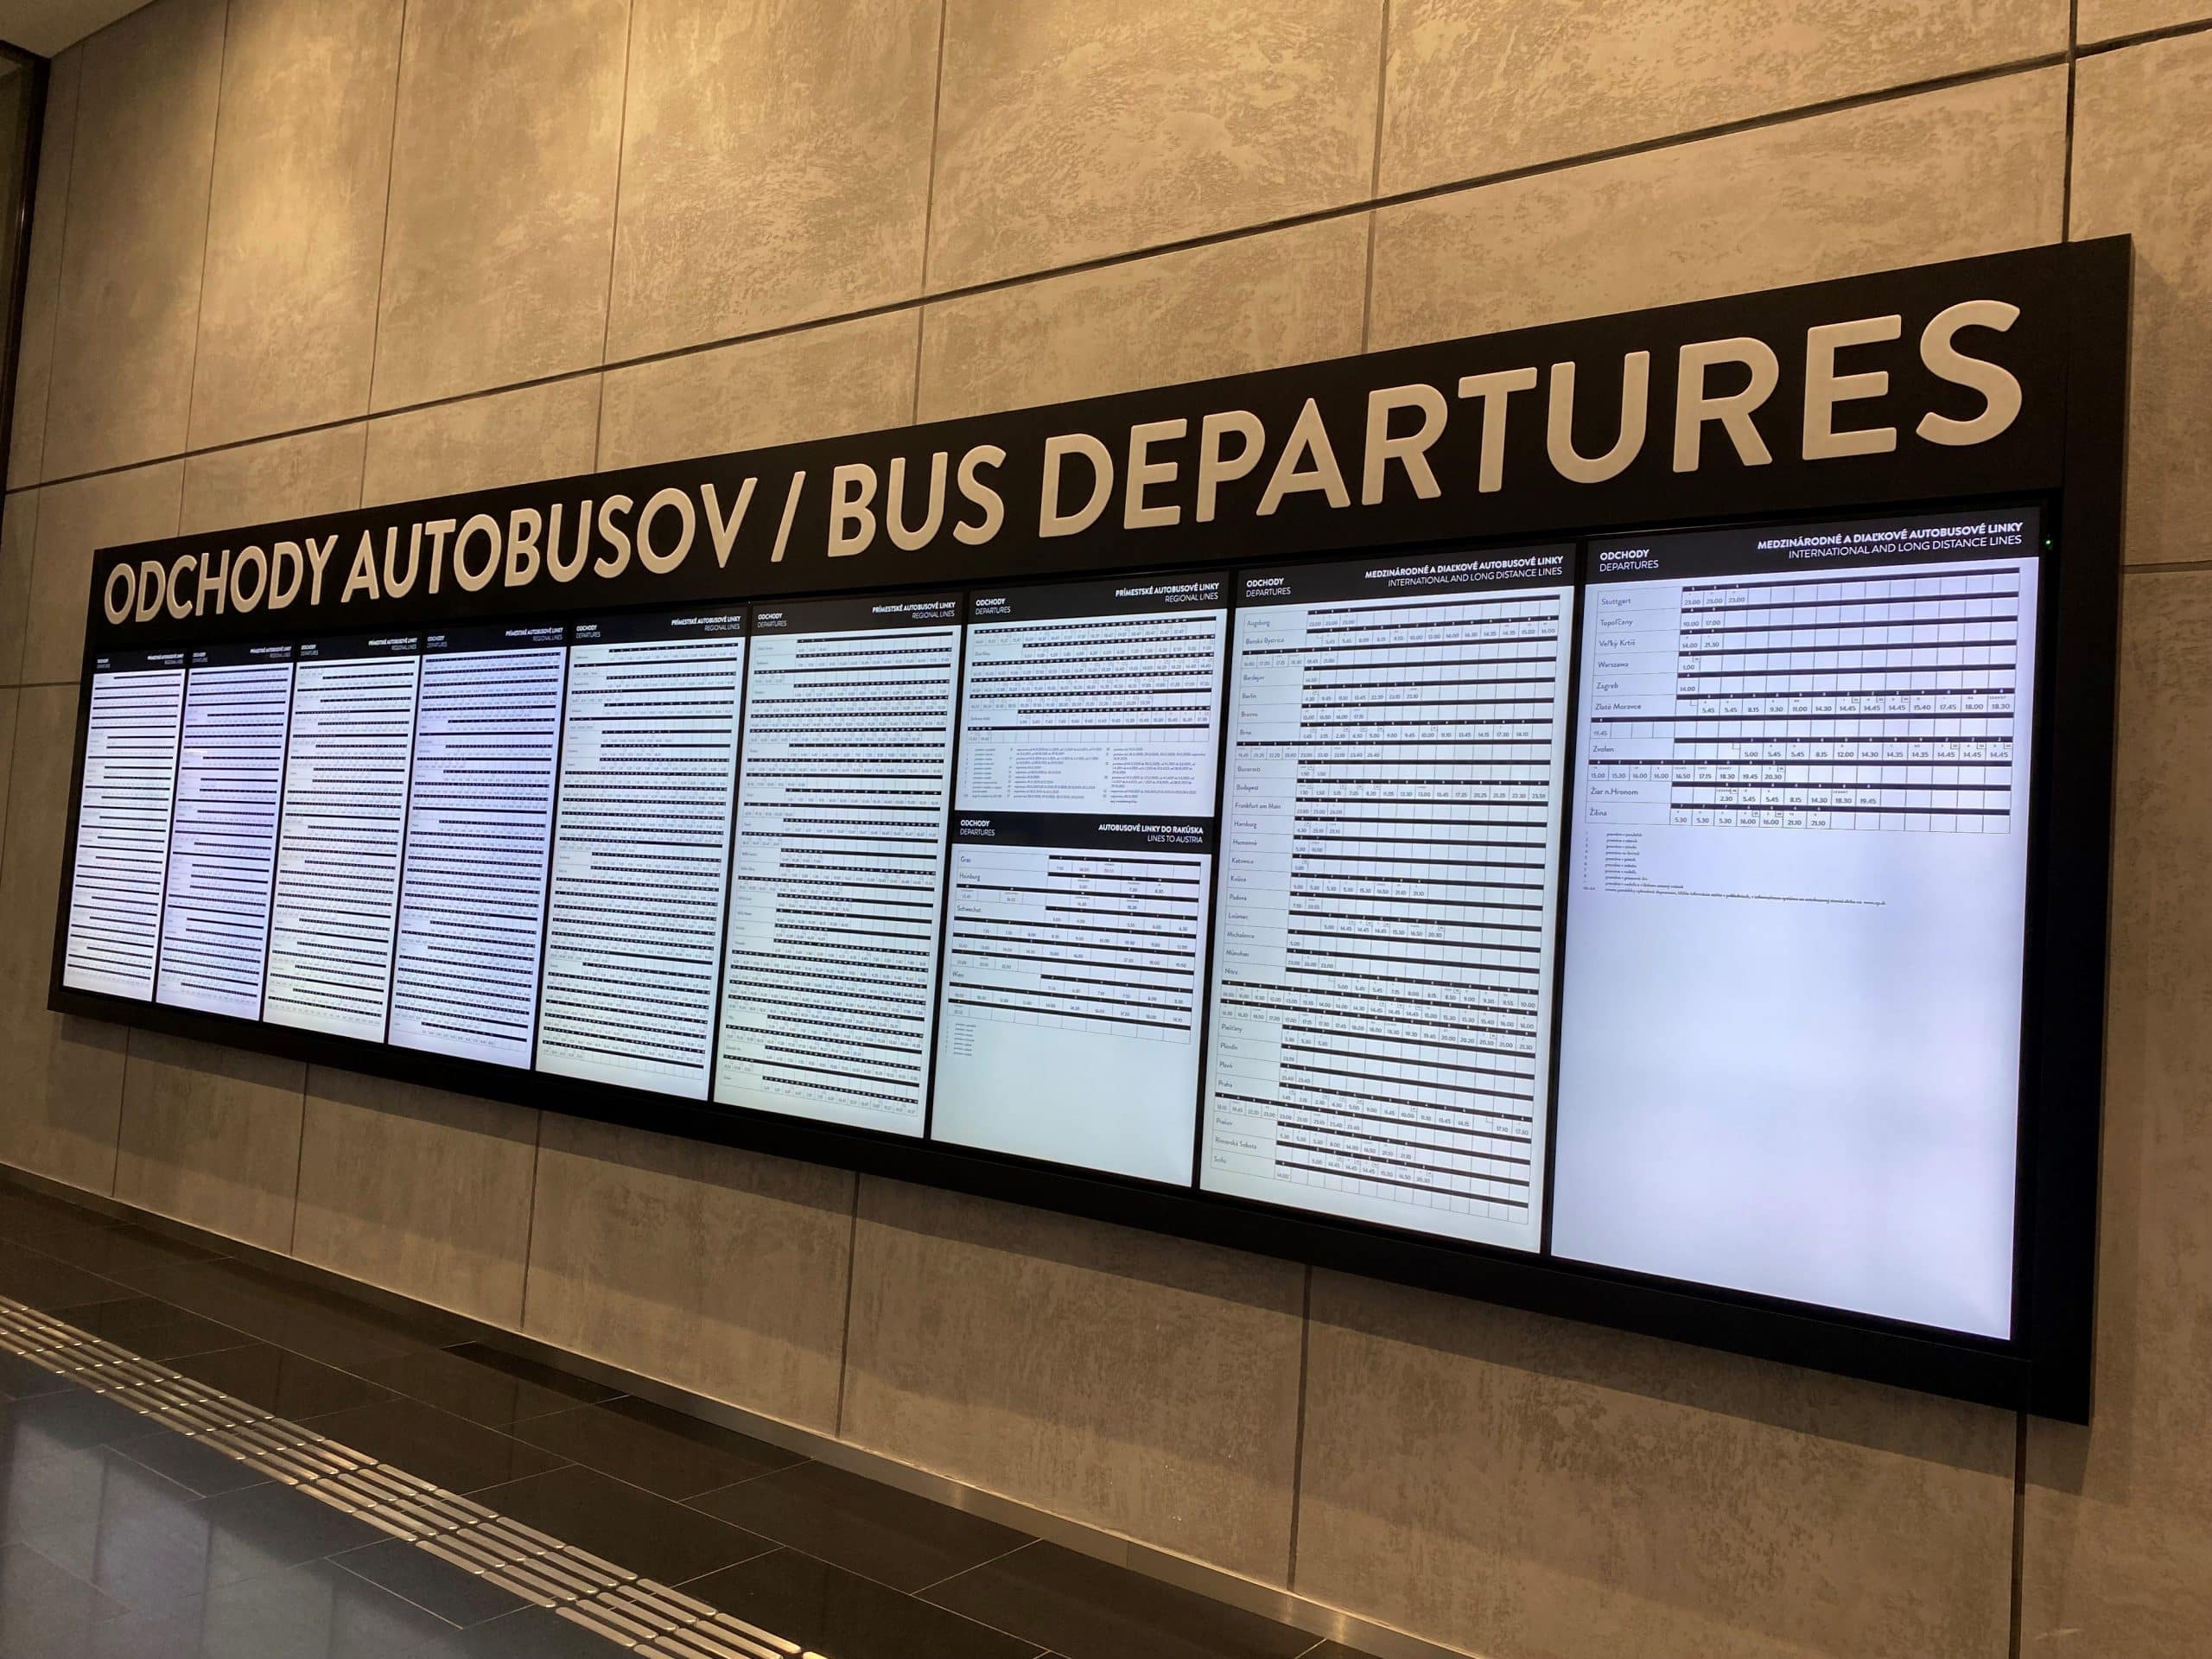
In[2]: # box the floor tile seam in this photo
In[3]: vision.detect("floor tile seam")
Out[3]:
[0,1288,821,1659]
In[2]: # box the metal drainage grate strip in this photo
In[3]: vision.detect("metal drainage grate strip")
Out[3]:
[0,1291,823,1659]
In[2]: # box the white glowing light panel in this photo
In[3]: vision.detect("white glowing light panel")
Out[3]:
[61,652,188,998]
[1202,550,1575,1250]
[715,595,961,1135]
[1552,509,2041,1336]
[263,635,423,1041]
[538,609,747,1099]
[154,644,296,1018]
[931,576,1229,1184]
[387,625,567,1067]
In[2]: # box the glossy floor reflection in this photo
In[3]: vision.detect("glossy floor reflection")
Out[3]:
[0,1179,1345,1658]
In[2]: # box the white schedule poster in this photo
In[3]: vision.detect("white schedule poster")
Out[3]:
[932,575,1229,1183]
[388,625,567,1067]
[155,644,296,1018]
[61,651,188,999]
[1552,509,2042,1337]
[539,609,747,1099]
[1201,550,1575,1249]
[715,595,960,1134]
[264,635,423,1041]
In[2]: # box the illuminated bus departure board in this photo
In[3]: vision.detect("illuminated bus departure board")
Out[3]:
[48,230,2131,1420]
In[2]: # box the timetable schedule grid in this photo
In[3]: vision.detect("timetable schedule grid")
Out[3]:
[61,654,188,999]
[155,645,296,1019]
[387,626,567,1068]
[1585,563,2024,836]
[539,613,747,1100]
[715,598,961,1135]
[1202,553,1573,1249]
[264,637,423,1041]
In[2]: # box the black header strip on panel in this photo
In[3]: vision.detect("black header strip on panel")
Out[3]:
[1588,506,2044,583]
[91,650,188,674]
[968,573,1228,625]
[188,640,297,669]
[296,632,423,663]
[1237,545,1572,606]
[421,622,570,654]
[750,591,963,634]
[570,605,749,645]
[952,814,1217,855]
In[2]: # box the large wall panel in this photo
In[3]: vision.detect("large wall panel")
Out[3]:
[524,1116,856,1433]
[22,461,181,687]
[1379,0,2068,194]
[607,0,939,359]
[2019,567,2212,1656]
[2071,32,2212,569]
[918,215,1370,422]
[926,0,1382,291]
[41,0,225,481]
[842,1179,1306,1585]
[292,1067,538,1328]
[371,0,627,411]
[188,0,404,450]
[1296,1273,2015,1659]
[112,1032,304,1253]
[1369,68,2067,346]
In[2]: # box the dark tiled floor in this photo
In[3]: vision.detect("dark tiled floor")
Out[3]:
[0,1173,1347,1659]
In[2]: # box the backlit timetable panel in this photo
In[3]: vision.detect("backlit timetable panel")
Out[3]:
[154,644,296,1018]
[1201,550,1575,1250]
[61,652,187,999]
[388,626,567,1067]
[933,576,1229,1184]
[264,635,423,1041]
[538,609,747,1099]
[714,595,960,1134]
[1554,508,2042,1337]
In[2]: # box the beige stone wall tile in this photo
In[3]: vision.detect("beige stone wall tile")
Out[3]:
[0,684,129,1193]
[188,0,404,450]
[294,1067,538,1326]
[1297,1273,2016,1659]
[918,215,1370,423]
[524,1115,855,1432]
[180,424,367,536]
[1381,0,2068,194]
[0,493,34,687]
[1370,67,2067,348]
[360,378,601,508]
[927,0,1382,292]
[2020,569,2212,1655]
[607,0,938,360]
[2079,0,2212,42]
[371,0,628,410]
[22,462,182,686]
[841,1179,1306,1584]
[0,689,16,858]
[597,312,917,471]
[2072,33,2212,568]
[8,48,82,492]
[113,1032,304,1252]
[41,0,226,480]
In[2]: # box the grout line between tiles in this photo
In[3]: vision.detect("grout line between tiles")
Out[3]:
[909,0,951,425]
[176,0,233,459]
[359,0,412,425]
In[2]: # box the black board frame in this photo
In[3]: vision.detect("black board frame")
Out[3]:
[48,241,2131,1421]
